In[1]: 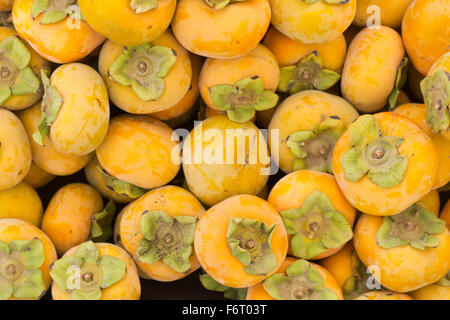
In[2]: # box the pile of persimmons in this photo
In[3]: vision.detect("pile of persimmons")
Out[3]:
[0,0,449,301]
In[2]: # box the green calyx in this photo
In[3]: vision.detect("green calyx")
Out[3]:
[388,58,409,110]
[199,273,248,300]
[31,0,84,24]
[341,114,408,188]
[209,76,279,123]
[278,52,340,95]
[376,204,446,250]
[303,0,350,4]
[0,238,46,300]
[420,70,450,134]
[96,165,146,199]
[90,199,116,243]
[32,70,63,146]
[130,0,158,13]
[263,259,338,300]
[226,217,278,276]
[204,0,246,9]
[280,191,353,260]
[109,43,177,102]
[342,249,384,300]
[436,271,450,288]
[137,210,197,273]
[0,36,40,105]
[49,241,126,300]
[286,116,345,173]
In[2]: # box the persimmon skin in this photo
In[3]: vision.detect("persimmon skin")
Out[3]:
[354,213,450,292]
[354,291,413,300]
[409,284,450,300]
[0,27,50,111]
[0,182,43,227]
[268,170,356,260]
[341,26,405,113]
[199,44,279,111]
[0,108,31,191]
[332,112,439,216]
[0,218,57,300]
[24,162,55,189]
[118,186,205,282]
[52,242,141,300]
[319,242,354,289]
[98,30,192,114]
[402,0,450,76]
[182,116,269,207]
[19,102,93,176]
[12,0,105,63]
[0,0,12,11]
[246,257,343,300]
[195,195,288,288]
[263,26,347,71]
[78,0,176,46]
[353,0,413,29]
[393,104,450,189]
[151,53,202,121]
[96,115,181,190]
[268,0,356,44]
[172,0,271,59]
[268,90,359,174]
[48,63,110,157]
[41,183,103,256]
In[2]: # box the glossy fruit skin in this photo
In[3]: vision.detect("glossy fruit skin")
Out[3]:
[0,218,57,300]
[78,0,176,46]
[194,195,288,288]
[268,0,356,44]
[268,90,359,174]
[0,27,50,111]
[182,116,270,207]
[354,213,450,292]
[0,182,42,227]
[319,242,356,291]
[84,156,134,204]
[24,162,55,189]
[393,104,450,189]
[98,30,192,114]
[199,44,279,111]
[402,0,450,76]
[96,115,181,190]
[409,284,450,300]
[41,183,103,256]
[341,26,405,113]
[49,63,110,157]
[172,0,271,59]
[118,186,205,282]
[263,26,347,71]
[333,112,439,216]
[0,108,31,191]
[151,53,203,121]
[246,257,343,300]
[19,102,93,176]
[353,0,413,29]
[52,242,141,300]
[268,170,356,260]
[12,0,105,63]
[354,291,413,300]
